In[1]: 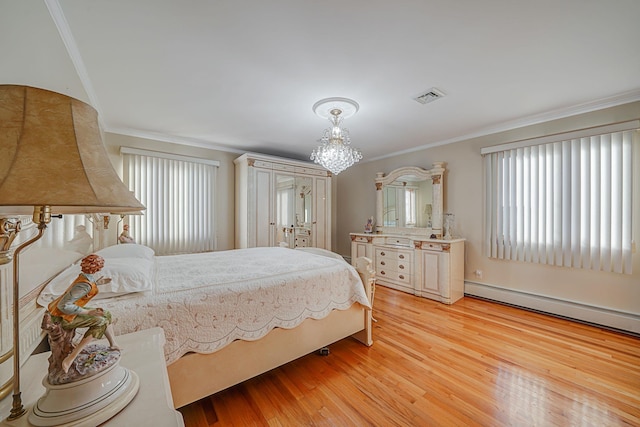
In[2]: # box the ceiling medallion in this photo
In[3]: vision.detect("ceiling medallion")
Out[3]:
[310,97,362,175]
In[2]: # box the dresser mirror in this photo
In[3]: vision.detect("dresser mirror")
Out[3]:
[375,162,446,237]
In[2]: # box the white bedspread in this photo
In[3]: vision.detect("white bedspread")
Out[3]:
[100,247,370,364]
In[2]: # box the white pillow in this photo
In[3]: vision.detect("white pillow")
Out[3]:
[295,247,346,262]
[96,244,155,261]
[37,257,155,306]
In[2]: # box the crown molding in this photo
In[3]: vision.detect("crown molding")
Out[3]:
[367,89,640,162]
[106,127,246,154]
[45,0,103,124]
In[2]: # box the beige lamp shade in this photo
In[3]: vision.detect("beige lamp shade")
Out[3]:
[0,85,144,215]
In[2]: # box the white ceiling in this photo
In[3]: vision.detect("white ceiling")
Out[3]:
[3,0,640,162]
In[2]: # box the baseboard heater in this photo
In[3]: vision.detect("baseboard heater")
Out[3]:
[465,281,640,337]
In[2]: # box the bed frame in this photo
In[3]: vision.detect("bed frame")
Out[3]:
[1,254,374,410]
[167,256,375,408]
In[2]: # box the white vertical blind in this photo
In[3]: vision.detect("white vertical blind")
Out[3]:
[34,215,91,251]
[405,187,416,226]
[483,124,636,274]
[121,147,218,255]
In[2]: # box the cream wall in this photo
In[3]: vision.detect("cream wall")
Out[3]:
[336,102,640,326]
[102,133,340,252]
[103,133,239,251]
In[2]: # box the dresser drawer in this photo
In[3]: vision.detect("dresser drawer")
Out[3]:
[385,237,411,247]
[375,247,412,262]
[376,257,410,273]
[294,237,309,247]
[296,228,310,236]
[420,241,444,251]
[377,269,412,285]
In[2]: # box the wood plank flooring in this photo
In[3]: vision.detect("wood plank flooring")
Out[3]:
[178,285,640,426]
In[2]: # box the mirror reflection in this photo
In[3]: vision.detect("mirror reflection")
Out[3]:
[275,174,312,247]
[382,175,433,228]
[376,163,446,236]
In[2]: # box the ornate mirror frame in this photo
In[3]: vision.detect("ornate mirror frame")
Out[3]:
[375,162,446,237]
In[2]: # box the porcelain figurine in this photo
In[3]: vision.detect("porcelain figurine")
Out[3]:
[43,254,121,384]
[364,216,374,233]
[118,224,136,244]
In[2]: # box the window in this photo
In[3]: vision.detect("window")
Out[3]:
[121,147,219,255]
[482,121,637,274]
[405,187,416,226]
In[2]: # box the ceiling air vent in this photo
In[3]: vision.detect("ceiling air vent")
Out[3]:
[413,87,445,104]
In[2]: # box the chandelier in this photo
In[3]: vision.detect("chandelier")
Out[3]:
[310,97,362,175]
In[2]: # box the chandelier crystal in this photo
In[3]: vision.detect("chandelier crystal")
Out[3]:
[310,98,362,175]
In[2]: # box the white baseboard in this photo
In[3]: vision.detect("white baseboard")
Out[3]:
[465,281,640,335]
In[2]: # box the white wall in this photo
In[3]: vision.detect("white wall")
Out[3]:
[336,101,640,332]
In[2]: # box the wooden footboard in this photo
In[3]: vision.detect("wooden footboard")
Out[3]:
[167,256,374,408]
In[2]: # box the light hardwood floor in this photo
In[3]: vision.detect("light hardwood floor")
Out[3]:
[178,285,640,426]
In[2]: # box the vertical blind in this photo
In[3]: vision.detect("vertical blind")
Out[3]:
[121,147,219,255]
[34,215,91,251]
[482,121,637,274]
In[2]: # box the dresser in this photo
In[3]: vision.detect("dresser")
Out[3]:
[351,233,465,304]
[235,153,332,250]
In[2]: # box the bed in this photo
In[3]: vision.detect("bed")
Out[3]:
[31,244,374,408]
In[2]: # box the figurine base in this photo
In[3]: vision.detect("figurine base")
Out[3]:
[27,362,139,427]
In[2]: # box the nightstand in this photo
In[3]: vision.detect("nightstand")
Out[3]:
[0,327,184,426]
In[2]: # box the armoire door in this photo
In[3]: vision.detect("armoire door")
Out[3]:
[254,168,274,247]
[313,176,330,250]
[294,176,313,247]
[275,173,295,247]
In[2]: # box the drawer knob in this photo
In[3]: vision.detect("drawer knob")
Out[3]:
[380,251,386,256]
[399,274,405,279]
[380,261,386,265]
[399,265,404,269]
[399,254,405,259]
[380,271,386,275]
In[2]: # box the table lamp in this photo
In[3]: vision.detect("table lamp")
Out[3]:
[0,85,145,424]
